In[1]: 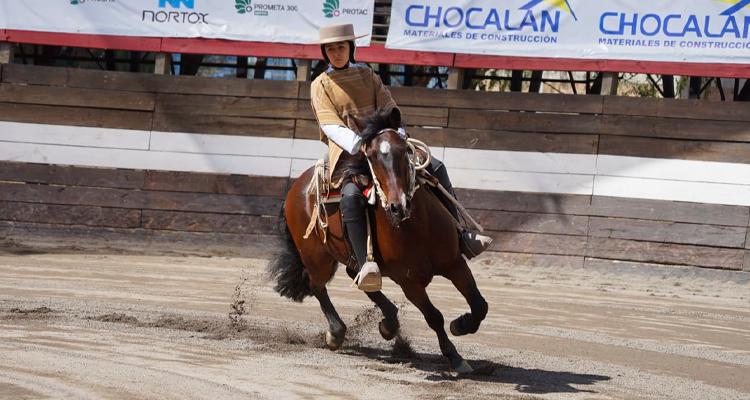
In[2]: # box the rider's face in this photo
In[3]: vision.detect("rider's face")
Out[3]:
[324,41,350,69]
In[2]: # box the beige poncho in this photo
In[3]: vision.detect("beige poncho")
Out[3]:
[310,65,398,187]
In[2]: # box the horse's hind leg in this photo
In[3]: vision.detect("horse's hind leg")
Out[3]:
[446,258,488,336]
[402,284,472,374]
[344,268,399,340]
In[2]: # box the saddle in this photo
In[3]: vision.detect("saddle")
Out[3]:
[303,159,376,243]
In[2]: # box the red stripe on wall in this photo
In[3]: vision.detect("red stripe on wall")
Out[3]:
[5,30,162,52]
[3,30,749,78]
[454,54,750,78]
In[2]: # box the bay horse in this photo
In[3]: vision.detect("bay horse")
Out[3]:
[268,107,487,373]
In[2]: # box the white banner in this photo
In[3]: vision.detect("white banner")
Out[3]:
[386,0,750,64]
[0,0,374,46]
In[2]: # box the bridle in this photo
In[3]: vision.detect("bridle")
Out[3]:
[365,128,431,212]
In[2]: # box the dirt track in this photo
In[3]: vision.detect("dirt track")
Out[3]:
[1,248,749,400]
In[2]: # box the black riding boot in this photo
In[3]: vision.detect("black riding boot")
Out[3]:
[340,185,381,291]
[428,159,493,259]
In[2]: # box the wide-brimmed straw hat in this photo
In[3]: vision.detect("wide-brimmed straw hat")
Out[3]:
[310,23,369,45]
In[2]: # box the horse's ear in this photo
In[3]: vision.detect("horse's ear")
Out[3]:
[348,114,365,133]
[388,107,402,129]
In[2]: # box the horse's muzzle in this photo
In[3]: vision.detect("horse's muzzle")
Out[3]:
[389,199,412,221]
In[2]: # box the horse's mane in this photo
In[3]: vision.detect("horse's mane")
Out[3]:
[331,109,395,184]
[359,110,393,145]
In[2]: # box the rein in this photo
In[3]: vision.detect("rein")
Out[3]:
[365,128,431,212]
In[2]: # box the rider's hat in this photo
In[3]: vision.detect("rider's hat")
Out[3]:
[310,23,369,45]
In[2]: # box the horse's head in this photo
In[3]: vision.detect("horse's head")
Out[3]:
[352,108,416,225]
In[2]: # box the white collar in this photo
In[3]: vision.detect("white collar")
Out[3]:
[326,62,359,73]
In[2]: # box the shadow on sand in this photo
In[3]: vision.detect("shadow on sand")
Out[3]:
[339,344,610,395]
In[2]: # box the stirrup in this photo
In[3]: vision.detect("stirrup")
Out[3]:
[460,230,493,260]
[351,261,381,292]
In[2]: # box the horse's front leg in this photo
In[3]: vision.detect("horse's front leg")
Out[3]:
[445,258,488,336]
[401,283,472,374]
[345,268,400,340]
[311,285,347,350]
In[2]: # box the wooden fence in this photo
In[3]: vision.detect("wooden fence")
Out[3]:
[1,63,749,270]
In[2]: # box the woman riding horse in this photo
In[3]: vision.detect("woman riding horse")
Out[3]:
[310,23,493,292]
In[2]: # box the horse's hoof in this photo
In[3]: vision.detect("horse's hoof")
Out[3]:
[452,359,473,374]
[325,331,344,351]
[378,319,398,341]
[450,318,465,336]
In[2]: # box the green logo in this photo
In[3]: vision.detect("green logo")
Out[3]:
[323,0,340,18]
[235,0,252,14]
[70,0,83,4]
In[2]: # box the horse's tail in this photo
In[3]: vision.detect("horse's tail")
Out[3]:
[267,202,313,303]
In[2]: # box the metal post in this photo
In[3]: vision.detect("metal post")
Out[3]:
[0,42,14,64]
[600,71,619,95]
[154,52,171,75]
[296,59,312,81]
[447,67,465,90]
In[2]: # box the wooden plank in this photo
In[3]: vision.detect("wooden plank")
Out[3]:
[357,43,455,67]
[153,74,298,98]
[456,189,592,215]
[408,128,599,154]
[144,171,288,197]
[162,39,321,59]
[448,168,594,195]
[0,103,152,131]
[601,115,750,142]
[6,30,162,52]
[0,182,283,216]
[603,96,750,122]
[585,237,744,270]
[449,109,602,133]
[5,30,750,78]
[591,196,749,227]
[298,81,311,100]
[149,132,296,158]
[490,252,585,269]
[390,86,604,114]
[593,176,750,208]
[0,201,141,228]
[589,217,747,248]
[295,119,320,140]
[599,135,750,164]
[0,121,151,150]
[745,251,750,272]
[0,83,155,111]
[152,113,295,138]
[597,155,750,186]
[585,258,750,280]
[1,64,299,98]
[400,106,448,127]
[155,93,306,119]
[445,148,597,175]
[487,231,586,257]
[299,80,602,115]
[0,220,279,259]
[473,210,588,236]
[1,141,293,178]
[2,64,158,89]
[0,161,145,189]
[141,210,277,235]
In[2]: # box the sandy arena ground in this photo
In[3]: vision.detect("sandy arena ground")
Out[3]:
[1,245,749,400]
